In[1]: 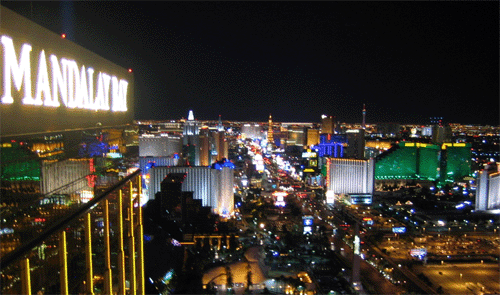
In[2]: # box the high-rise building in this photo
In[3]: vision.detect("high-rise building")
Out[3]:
[286,125,306,148]
[476,166,500,211]
[346,129,365,159]
[199,129,212,166]
[217,115,224,132]
[306,129,320,147]
[183,110,200,166]
[139,134,182,157]
[432,125,452,144]
[320,115,334,134]
[41,158,93,196]
[375,142,471,183]
[213,130,228,161]
[326,158,374,195]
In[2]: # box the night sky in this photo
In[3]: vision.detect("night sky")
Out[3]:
[2,2,498,125]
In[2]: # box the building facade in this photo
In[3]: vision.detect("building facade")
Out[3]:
[476,168,500,211]
[139,134,182,157]
[326,158,374,195]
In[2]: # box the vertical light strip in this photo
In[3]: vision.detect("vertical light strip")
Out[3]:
[104,200,113,295]
[129,181,137,295]
[59,231,69,295]
[85,213,94,295]
[21,258,31,295]
[118,189,126,294]
[137,175,146,295]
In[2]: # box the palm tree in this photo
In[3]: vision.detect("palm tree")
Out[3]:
[245,262,253,293]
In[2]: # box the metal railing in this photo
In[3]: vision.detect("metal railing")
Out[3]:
[0,170,146,295]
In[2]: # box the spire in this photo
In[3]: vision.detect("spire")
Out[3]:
[362,104,366,129]
[188,110,194,121]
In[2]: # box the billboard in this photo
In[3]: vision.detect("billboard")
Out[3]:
[392,226,406,233]
[326,190,335,204]
[0,8,134,136]
[303,215,313,234]
[409,248,427,260]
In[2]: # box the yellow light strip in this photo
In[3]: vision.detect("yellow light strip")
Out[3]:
[85,213,94,295]
[59,231,69,295]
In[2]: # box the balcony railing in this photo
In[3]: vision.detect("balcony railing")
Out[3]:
[0,170,145,295]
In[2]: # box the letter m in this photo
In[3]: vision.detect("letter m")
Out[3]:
[111,77,128,112]
[1,36,32,104]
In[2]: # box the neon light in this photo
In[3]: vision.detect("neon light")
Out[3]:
[86,158,96,187]
[1,35,128,112]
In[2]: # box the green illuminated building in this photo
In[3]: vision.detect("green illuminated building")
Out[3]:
[375,142,471,184]
[1,142,40,181]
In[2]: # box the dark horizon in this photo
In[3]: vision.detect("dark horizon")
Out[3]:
[2,2,498,126]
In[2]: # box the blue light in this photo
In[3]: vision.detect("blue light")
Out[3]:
[145,162,155,172]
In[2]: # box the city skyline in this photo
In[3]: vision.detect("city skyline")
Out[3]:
[2,2,498,126]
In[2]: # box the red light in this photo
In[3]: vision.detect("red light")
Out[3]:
[61,33,66,39]
[128,68,133,73]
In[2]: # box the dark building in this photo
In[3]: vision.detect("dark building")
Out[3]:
[154,173,213,233]
[346,129,365,159]
[376,123,401,138]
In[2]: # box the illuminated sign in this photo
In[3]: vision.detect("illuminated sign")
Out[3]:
[1,35,128,112]
[1,8,134,136]
[410,248,427,259]
[326,190,335,204]
[273,191,287,207]
[303,215,314,229]
[392,227,406,233]
[302,151,317,158]
[79,190,94,203]
[0,228,14,235]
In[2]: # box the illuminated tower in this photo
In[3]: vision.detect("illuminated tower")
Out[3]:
[217,115,224,132]
[268,114,274,144]
[183,110,200,166]
[362,104,366,129]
